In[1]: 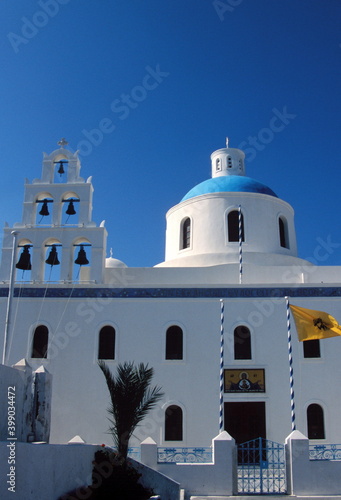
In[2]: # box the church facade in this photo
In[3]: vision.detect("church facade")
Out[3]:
[0,140,340,449]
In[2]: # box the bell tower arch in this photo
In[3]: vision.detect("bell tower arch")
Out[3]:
[0,139,107,283]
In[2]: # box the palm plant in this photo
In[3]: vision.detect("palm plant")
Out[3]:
[98,360,164,461]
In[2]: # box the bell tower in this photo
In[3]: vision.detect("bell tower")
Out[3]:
[0,139,107,283]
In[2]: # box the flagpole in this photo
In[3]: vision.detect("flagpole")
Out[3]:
[238,205,243,285]
[285,296,296,431]
[219,299,225,433]
[2,231,19,365]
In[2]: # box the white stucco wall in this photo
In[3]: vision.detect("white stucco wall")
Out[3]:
[163,192,297,267]
[286,431,341,496]
[0,442,99,500]
[1,286,341,448]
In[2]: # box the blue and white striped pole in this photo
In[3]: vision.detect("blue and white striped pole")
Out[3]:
[238,205,243,285]
[219,299,225,433]
[285,296,296,431]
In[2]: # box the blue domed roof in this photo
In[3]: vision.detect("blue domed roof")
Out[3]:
[181,175,278,202]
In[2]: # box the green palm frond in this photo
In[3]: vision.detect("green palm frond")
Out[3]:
[98,360,164,458]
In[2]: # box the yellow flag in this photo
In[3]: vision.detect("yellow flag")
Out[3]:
[290,305,341,341]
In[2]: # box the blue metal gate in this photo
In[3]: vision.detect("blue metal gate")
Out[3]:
[237,437,287,494]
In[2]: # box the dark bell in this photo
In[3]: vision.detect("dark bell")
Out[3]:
[39,200,49,217]
[16,245,32,271]
[66,200,76,216]
[58,161,65,175]
[45,245,60,267]
[74,245,89,266]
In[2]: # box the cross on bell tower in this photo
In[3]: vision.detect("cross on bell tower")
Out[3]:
[57,138,69,148]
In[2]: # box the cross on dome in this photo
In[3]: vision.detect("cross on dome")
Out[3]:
[57,138,68,148]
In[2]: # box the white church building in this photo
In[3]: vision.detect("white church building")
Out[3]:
[1,138,341,453]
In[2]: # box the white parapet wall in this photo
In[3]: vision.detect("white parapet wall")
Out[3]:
[0,441,100,500]
[131,458,181,500]
[285,430,341,496]
[140,431,236,497]
[0,360,52,443]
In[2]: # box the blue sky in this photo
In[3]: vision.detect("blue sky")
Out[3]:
[1,0,340,267]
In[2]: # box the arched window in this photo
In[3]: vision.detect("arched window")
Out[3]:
[165,405,183,441]
[54,158,68,183]
[228,210,244,242]
[36,196,53,226]
[98,326,116,360]
[166,326,183,360]
[62,196,80,225]
[216,158,221,171]
[181,218,191,250]
[15,243,33,282]
[307,404,325,439]
[234,326,251,360]
[31,325,48,358]
[44,243,61,282]
[279,217,289,248]
[73,241,91,281]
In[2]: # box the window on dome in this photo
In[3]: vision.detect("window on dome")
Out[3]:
[165,405,183,441]
[228,211,244,242]
[180,218,191,250]
[216,158,222,171]
[279,217,289,249]
[234,326,251,359]
[166,326,183,360]
[227,157,233,168]
[307,404,325,439]
[98,326,115,360]
[31,325,48,358]
[303,339,320,358]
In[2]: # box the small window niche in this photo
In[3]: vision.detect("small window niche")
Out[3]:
[234,325,251,360]
[228,210,244,242]
[165,326,183,360]
[98,326,116,360]
[180,218,191,250]
[31,325,49,358]
[279,216,289,249]
[165,405,183,441]
[307,404,325,439]
[303,339,321,358]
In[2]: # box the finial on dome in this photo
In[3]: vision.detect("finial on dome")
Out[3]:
[211,140,246,178]
[110,248,113,258]
[58,138,68,148]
